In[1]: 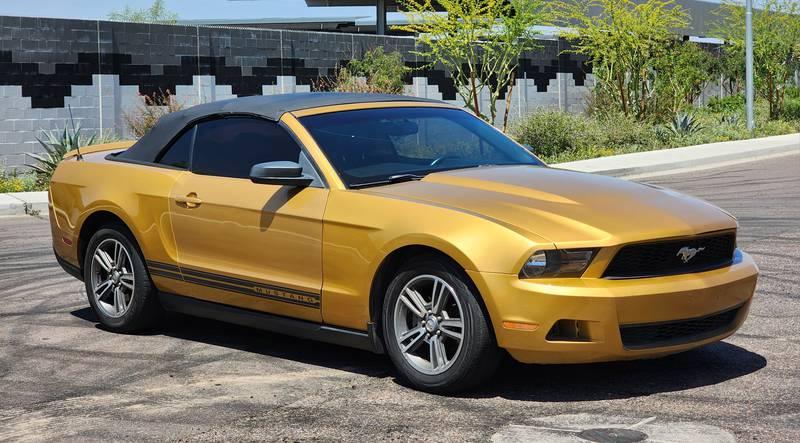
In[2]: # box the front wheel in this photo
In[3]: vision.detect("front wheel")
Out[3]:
[382,257,501,393]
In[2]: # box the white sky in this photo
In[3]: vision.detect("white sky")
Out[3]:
[0,0,726,21]
[0,0,377,20]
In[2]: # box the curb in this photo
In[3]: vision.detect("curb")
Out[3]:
[552,133,799,177]
[0,191,48,216]
[2,133,798,216]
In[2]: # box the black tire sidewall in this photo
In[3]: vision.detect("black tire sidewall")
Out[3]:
[382,258,498,392]
[83,225,156,331]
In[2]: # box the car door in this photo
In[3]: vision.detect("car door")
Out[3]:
[167,116,327,322]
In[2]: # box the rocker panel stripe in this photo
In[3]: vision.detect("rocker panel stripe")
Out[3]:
[146,260,320,309]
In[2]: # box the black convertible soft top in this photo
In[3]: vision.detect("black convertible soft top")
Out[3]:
[116,92,444,163]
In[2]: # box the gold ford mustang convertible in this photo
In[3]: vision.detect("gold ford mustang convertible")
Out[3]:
[49,93,758,392]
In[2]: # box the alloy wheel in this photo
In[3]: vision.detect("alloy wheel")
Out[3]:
[90,238,135,318]
[393,274,465,375]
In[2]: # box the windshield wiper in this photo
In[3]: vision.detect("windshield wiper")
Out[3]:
[388,173,425,183]
[350,173,426,189]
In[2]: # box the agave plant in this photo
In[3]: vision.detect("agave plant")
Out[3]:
[26,118,96,187]
[719,113,742,127]
[667,112,704,137]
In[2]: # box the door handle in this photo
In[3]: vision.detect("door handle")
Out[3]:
[175,193,202,209]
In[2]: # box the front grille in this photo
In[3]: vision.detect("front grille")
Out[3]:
[620,305,742,349]
[603,232,736,279]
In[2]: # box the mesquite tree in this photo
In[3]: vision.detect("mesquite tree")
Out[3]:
[551,0,689,121]
[396,0,547,130]
[714,0,800,120]
[108,0,178,24]
[654,41,719,116]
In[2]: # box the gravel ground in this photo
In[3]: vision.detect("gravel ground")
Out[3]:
[0,154,798,442]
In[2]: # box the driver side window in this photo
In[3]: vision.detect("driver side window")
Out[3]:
[191,117,302,179]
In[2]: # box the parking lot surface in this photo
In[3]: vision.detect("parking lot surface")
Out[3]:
[1,154,798,442]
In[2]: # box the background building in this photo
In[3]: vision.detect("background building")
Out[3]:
[301,0,724,36]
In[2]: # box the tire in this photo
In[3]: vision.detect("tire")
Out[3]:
[82,224,162,332]
[382,256,501,393]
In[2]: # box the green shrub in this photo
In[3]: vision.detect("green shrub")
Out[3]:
[755,118,799,136]
[0,170,39,193]
[589,114,659,151]
[345,47,409,94]
[703,122,748,143]
[510,110,585,159]
[511,99,798,164]
[511,110,661,162]
[319,47,409,95]
[782,98,800,120]
[706,94,745,114]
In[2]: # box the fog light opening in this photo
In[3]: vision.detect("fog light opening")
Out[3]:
[546,319,593,342]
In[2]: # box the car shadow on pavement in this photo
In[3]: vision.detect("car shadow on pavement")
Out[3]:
[71,307,393,379]
[471,342,767,401]
[71,307,766,400]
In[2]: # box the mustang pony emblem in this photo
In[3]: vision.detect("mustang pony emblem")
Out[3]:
[677,246,706,263]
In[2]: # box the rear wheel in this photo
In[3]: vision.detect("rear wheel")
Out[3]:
[382,257,501,393]
[83,225,162,332]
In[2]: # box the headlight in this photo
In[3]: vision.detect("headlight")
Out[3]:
[519,249,597,278]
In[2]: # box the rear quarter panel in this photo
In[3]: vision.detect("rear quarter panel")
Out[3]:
[50,148,183,283]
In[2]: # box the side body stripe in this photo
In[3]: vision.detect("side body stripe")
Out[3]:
[146,260,320,309]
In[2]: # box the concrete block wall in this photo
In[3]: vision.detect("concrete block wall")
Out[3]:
[0,15,604,170]
[406,73,596,129]
[0,77,104,170]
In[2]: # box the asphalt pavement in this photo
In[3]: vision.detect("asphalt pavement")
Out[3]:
[0,154,798,442]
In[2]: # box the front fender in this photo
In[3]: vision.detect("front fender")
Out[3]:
[320,189,551,331]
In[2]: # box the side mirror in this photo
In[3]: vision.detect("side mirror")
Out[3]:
[249,161,313,187]
[522,143,535,153]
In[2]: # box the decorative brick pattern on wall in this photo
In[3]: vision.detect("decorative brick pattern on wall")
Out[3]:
[0,15,597,170]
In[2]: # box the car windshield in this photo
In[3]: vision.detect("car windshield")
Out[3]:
[299,107,543,188]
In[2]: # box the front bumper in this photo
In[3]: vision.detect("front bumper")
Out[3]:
[468,250,758,364]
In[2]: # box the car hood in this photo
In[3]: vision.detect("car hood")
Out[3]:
[363,165,736,247]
